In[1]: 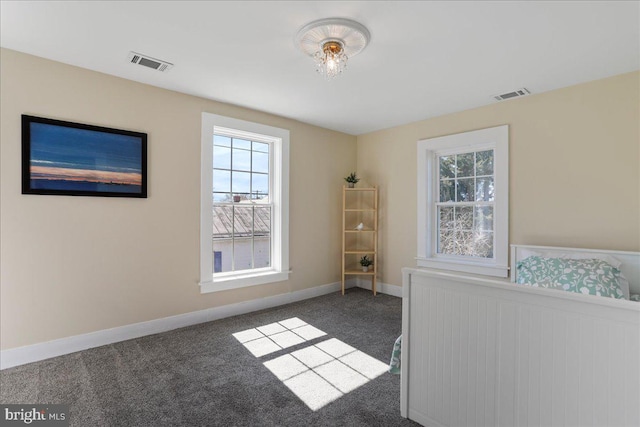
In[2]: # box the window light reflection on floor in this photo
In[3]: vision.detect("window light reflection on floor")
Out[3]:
[233,318,389,411]
[232,317,327,357]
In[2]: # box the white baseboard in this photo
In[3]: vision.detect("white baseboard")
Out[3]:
[1,279,358,370]
[356,278,403,298]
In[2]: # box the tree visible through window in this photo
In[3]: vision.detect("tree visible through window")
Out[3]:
[437,149,494,258]
[213,134,271,273]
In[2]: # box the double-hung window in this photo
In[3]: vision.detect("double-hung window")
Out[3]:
[200,113,289,293]
[417,125,509,277]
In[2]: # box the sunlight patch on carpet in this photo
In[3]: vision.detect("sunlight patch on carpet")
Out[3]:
[233,317,327,357]
[234,318,388,411]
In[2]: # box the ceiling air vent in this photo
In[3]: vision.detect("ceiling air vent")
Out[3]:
[127,51,173,72]
[493,88,530,101]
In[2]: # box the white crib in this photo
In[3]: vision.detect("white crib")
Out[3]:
[401,245,640,427]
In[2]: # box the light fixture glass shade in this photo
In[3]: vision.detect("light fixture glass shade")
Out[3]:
[295,18,370,81]
[313,41,348,80]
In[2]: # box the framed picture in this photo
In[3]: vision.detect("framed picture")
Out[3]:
[22,115,147,198]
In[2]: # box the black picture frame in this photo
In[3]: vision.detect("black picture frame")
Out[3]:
[22,115,147,198]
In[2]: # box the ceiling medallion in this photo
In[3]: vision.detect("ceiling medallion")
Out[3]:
[295,18,371,80]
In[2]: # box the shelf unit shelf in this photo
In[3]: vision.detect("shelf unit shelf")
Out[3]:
[342,185,378,295]
[344,271,376,276]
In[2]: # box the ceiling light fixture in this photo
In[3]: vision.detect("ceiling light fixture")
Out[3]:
[295,18,370,80]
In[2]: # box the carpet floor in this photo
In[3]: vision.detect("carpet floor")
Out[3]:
[0,288,419,426]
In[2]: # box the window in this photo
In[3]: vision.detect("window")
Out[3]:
[417,125,508,277]
[437,149,494,258]
[200,113,289,293]
[212,133,271,273]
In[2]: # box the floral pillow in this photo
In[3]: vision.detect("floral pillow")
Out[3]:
[516,256,625,299]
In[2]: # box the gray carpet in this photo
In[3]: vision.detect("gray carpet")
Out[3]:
[1,287,418,426]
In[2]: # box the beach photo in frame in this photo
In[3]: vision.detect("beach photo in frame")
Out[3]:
[22,115,147,198]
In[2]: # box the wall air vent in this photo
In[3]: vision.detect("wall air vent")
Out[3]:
[493,88,530,101]
[127,51,173,72]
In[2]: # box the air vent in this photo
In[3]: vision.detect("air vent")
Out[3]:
[493,88,530,101]
[127,51,173,72]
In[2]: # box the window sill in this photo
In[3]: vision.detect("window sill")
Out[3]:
[200,269,290,293]
[416,257,509,278]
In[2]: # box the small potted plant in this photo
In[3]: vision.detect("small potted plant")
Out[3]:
[344,172,359,188]
[360,255,373,272]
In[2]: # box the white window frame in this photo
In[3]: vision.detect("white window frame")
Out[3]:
[416,125,509,278]
[200,113,289,293]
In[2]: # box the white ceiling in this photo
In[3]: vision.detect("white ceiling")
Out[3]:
[1,1,638,135]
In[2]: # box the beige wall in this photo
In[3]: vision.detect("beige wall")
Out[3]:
[2,48,638,351]
[357,71,640,287]
[0,49,357,350]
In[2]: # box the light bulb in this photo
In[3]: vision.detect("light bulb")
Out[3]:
[313,40,348,80]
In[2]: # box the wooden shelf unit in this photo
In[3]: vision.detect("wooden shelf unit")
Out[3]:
[341,186,378,295]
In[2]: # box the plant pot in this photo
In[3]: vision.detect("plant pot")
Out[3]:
[233,195,241,202]
[362,266,369,272]
[347,183,355,188]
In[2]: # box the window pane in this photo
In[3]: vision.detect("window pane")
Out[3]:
[472,232,493,258]
[213,192,232,203]
[476,178,494,201]
[456,178,475,202]
[252,151,269,173]
[252,173,269,199]
[475,206,493,231]
[233,241,253,272]
[253,141,269,153]
[232,171,251,194]
[450,230,493,258]
[437,205,494,258]
[232,148,251,171]
[476,150,494,176]
[212,205,232,237]
[213,145,231,170]
[457,153,474,177]
[438,228,455,255]
[213,169,230,193]
[439,206,454,230]
[254,206,271,268]
[455,206,474,230]
[233,206,253,237]
[439,156,455,179]
[214,135,231,147]
[254,206,271,236]
[440,180,455,202]
[455,231,474,255]
[212,206,233,273]
[233,206,254,271]
[233,138,252,150]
